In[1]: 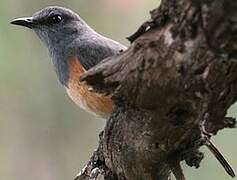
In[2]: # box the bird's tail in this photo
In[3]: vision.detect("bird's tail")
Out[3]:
[206,139,235,178]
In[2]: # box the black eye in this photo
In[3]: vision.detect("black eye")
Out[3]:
[50,15,62,24]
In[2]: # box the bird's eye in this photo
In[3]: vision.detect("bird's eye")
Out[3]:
[50,15,62,24]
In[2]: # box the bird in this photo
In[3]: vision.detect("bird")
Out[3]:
[11,6,127,118]
[11,6,235,178]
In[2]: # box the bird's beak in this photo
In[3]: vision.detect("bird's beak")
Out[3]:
[10,17,35,29]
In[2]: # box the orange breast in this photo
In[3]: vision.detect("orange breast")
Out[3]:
[66,57,113,118]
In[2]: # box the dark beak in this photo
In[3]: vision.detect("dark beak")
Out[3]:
[10,17,36,29]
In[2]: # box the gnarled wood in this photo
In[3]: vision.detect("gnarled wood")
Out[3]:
[76,0,237,179]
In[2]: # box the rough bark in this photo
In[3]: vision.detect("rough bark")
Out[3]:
[75,0,237,179]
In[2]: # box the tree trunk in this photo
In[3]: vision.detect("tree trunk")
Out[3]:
[76,0,237,179]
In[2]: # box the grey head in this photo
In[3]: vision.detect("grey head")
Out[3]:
[11,6,91,48]
[11,6,126,86]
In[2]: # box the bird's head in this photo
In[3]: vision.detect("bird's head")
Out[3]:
[11,6,89,47]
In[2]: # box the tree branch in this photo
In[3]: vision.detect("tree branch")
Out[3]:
[76,0,237,179]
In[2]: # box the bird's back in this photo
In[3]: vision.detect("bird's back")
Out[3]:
[75,32,127,70]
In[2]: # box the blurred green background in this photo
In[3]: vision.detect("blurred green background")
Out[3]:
[0,0,236,180]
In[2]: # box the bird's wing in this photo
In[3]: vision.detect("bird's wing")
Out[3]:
[76,37,127,70]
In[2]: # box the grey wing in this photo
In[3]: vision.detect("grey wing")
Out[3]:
[77,37,127,70]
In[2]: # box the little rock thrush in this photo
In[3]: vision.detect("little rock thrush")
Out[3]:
[11,6,127,118]
[11,6,235,178]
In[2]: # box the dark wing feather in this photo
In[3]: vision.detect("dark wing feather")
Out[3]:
[76,37,126,70]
